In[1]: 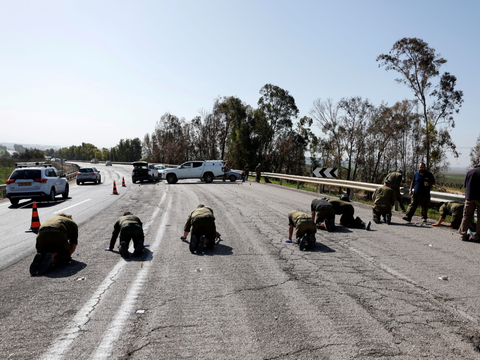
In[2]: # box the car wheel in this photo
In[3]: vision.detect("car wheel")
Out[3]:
[62,184,69,199]
[230,175,237,182]
[94,179,97,184]
[9,199,19,206]
[50,188,56,201]
[204,173,214,183]
[76,180,80,185]
[98,177,101,184]
[166,174,177,184]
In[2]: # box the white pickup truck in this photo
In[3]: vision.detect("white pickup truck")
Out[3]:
[163,160,225,184]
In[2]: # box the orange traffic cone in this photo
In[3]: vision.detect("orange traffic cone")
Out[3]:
[122,177,126,187]
[112,181,119,195]
[26,201,41,233]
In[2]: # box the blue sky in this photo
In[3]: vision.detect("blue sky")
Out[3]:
[1,0,478,168]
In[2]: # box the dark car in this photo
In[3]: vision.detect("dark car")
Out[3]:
[76,167,101,185]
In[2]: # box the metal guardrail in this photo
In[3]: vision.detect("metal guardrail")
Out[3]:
[259,172,466,204]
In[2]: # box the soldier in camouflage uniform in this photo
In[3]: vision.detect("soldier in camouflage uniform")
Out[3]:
[183,204,216,254]
[372,180,396,224]
[328,195,370,230]
[109,212,145,258]
[433,202,464,229]
[30,213,78,276]
[384,170,406,212]
[287,211,317,250]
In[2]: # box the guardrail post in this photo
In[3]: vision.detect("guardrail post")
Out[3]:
[296,181,300,189]
[329,186,332,196]
[316,184,319,193]
[280,179,283,185]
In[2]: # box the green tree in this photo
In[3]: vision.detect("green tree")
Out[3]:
[469,135,480,168]
[257,84,299,172]
[377,37,463,169]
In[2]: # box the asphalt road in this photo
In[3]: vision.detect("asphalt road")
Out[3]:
[1,166,480,359]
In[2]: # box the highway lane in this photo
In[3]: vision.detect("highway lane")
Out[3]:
[0,163,133,271]
[1,178,480,359]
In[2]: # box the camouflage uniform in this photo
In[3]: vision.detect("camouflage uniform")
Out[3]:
[288,211,316,242]
[439,202,464,229]
[384,171,405,211]
[110,214,145,256]
[373,185,396,219]
[184,206,216,248]
[36,215,78,265]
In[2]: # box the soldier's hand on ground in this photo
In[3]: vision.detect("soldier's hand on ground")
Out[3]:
[432,222,440,226]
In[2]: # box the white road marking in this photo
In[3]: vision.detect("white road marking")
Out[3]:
[53,199,91,214]
[91,194,172,359]
[40,190,168,360]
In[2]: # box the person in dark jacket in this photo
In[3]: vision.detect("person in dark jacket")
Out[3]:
[311,198,335,232]
[30,213,78,276]
[255,163,262,183]
[372,180,396,224]
[183,205,216,253]
[459,165,480,241]
[403,162,435,223]
[108,212,145,258]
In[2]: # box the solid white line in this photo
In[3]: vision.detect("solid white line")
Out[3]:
[90,194,172,359]
[40,190,168,360]
[53,199,91,214]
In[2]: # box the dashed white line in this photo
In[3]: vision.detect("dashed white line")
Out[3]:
[40,190,168,360]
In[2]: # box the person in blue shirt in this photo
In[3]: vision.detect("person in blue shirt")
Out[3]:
[403,162,435,223]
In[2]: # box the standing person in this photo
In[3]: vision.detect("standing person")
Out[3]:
[433,201,464,230]
[328,195,371,230]
[459,164,480,241]
[310,198,336,232]
[182,204,216,254]
[222,161,229,182]
[384,170,406,212]
[403,162,436,223]
[108,212,145,259]
[372,180,396,224]
[30,213,78,276]
[286,211,316,251]
[243,163,250,182]
[255,163,262,183]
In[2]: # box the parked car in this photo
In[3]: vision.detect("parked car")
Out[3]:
[216,167,241,182]
[154,164,166,179]
[6,163,69,206]
[105,161,112,166]
[132,161,158,183]
[163,160,224,184]
[76,167,101,185]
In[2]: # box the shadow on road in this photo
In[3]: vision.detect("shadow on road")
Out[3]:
[44,259,87,278]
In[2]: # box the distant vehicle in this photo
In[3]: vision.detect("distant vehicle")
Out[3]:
[91,158,99,164]
[132,161,158,183]
[76,167,101,185]
[6,163,69,206]
[105,161,112,166]
[163,160,224,184]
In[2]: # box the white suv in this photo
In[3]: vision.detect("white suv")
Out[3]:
[6,163,69,206]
